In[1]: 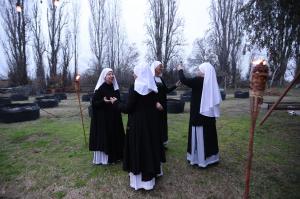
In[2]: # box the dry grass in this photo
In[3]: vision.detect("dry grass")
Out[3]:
[0,89,300,198]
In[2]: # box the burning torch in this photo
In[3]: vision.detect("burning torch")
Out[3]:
[244,59,269,199]
[75,74,87,146]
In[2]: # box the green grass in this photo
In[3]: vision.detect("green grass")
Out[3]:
[0,92,300,198]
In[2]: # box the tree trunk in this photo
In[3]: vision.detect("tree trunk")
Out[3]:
[231,60,237,87]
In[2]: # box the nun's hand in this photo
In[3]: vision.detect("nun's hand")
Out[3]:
[177,64,183,71]
[103,97,111,103]
[110,97,117,104]
[156,102,164,111]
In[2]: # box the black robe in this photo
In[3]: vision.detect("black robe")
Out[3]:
[89,82,125,163]
[118,85,165,181]
[178,70,219,159]
[155,77,177,144]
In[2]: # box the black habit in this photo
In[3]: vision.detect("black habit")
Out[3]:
[89,82,125,163]
[155,77,177,144]
[178,70,219,159]
[118,85,165,181]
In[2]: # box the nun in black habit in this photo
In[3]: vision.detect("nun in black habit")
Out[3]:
[116,65,165,190]
[177,62,222,168]
[89,68,125,165]
[150,61,180,147]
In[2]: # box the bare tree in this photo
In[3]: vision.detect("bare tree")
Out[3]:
[187,35,218,69]
[211,0,243,86]
[106,0,120,71]
[89,0,107,73]
[120,43,139,69]
[211,0,231,75]
[163,0,184,69]
[229,0,243,87]
[46,0,68,87]
[115,43,140,88]
[210,0,243,87]
[71,0,80,79]
[145,0,184,69]
[31,2,46,92]
[1,0,30,86]
[61,31,72,88]
[146,0,164,62]
[293,25,300,81]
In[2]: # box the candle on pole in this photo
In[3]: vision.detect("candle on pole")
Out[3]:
[16,1,22,13]
[75,75,87,146]
[53,0,59,7]
[244,59,269,199]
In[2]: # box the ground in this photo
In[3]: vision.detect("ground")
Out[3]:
[0,89,299,198]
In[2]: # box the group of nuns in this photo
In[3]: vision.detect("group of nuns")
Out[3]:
[89,61,222,191]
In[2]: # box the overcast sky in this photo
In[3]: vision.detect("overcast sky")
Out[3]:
[78,0,211,73]
[0,0,218,77]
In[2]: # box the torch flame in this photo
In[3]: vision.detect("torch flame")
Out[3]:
[252,59,268,66]
[75,75,80,82]
[252,59,263,65]
[262,60,267,65]
[53,0,59,7]
[16,3,22,12]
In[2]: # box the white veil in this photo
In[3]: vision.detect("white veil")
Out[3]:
[94,68,119,92]
[150,61,162,77]
[134,65,158,95]
[198,62,222,117]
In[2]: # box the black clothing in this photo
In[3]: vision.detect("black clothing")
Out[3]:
[155,77,177,144]
[89,82,125,163]
[178,70,219,157]
[118,85,165,181]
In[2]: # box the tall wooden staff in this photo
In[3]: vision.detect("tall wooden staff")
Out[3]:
[75,75,87,146]
[244,60,269,199]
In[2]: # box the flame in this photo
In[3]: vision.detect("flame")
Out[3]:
[16,4,22,12]
[262,60,267,65]
[252,59,264,65]
[53,0,59,7]
[252,59,268,66]
[75,75,80,81]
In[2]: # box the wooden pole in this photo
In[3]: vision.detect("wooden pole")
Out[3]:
[259,71,300,126]
[244,59,268,198]
[75,79,87,146]
[244,97,259,199]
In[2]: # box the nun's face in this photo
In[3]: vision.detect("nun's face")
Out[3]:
[155,64,164,76]
[105,71,114,84]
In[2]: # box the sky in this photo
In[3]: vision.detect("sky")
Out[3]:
[77,0,212,73]
[121,0,211,65]
[0,0,217,77]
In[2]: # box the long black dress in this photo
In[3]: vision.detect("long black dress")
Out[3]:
[118,85,165,181]
[178,70,219,159]
[155,77,177,144]
[89,82,125,163]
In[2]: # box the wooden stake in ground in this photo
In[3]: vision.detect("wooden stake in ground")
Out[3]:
[75,75,87,146]
[244,60,269,199]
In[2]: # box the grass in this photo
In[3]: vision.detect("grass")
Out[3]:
[0,91,300,198]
